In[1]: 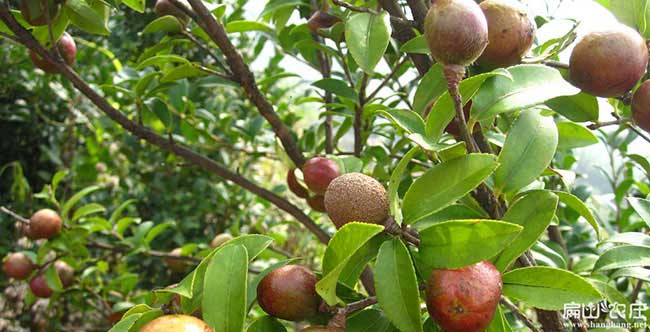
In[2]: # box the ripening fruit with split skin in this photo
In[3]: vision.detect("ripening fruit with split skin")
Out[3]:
[569,24,648,98]
[424,0,488,66]
[19,0,60,26]
[477,0,535,69]
[54,261,74,287]
[257,265,320,321]
[29,32,76,74]
[29,208,63,239]
[154,0,190,24]
[632,80,650,132]
[287,168,310,199]
[302,157,341,194]
[307,11,342,35]
[426,261,502,332]
[165,248,191,273]
[30,274,54,298]
[2,253,35,280]
[209,233,234,248]
[324,172,389,228]
[138,314,213,332]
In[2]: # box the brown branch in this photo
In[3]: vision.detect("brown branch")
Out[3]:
[181,0,306,167]
[313,32,334,154]
[1,206,31,224]
[630,279,644,303]
[354,74,369,156]
[331,0,417,28]
[500,296,543,332]
[345,296,377,314]
[587,119,627,130]
[405,0,428,31]
[542,60,569,70]
[626,123,650,144]
[0,8,330,245]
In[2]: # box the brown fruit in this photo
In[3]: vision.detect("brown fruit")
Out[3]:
[569,25,648,98]
[165,248,191,273]
[154,0,189,24]
[633,80,650,132]
[303,157,340,194]
[2,252,35,280]
[324,173,389,228]
[257,265,320,321]
[139,314,213,332]
[29,208,63,239]
[424,0,488,66]
[477,0,535,69]
[209,233,234,248]
[19,0,60,26]
[287,168,310,199]
[307,195,327,212]
[54,261,74,287]
[307,11,341,35]
[425,261,502,332]
[30,274,54,298]
[29,32,76,74]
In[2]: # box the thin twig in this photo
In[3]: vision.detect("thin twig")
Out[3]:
[500,296,543,332]
[626,123,650,144]
[542,60,569,70]
[367,57,407,101]
[331,0,417,28]
[587,119,627,130]
[180,30,230,74]
[1,206,31,224]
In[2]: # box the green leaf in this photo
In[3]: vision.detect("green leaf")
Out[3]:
[488,306,511,332]
[246,316,286,332]
[374,239,422,332]
[553,191,600,238]
[177,235,272,301]
[142,15,182,33]
[494,110,558,195]
[610,267,650,282]
[601,232,650,247]
[345,12,392,74]
[347,309,398,332]
[136,55,190,70]
[413,64,445,114]
[108,314,140,332]
[161,64,209,83]
[378,109,425,135]
[593,245,650,272]
[400,35,429,54]
[502,267,603,310]
[44,264,64,292]
[226,20,271,33]
[402,154,498,224]
[588,278,631,322]
[144,221,175,245]
[418,220,522,270]
[473,65,579,120]
[203,244,248,332]
[121,0,144,12]
[51,170,68,194]
[31,10,69,45]
[109,199,136,225]
[71,203,106,222]
[557,122,599,150]
[388,147,420,224]
[64,0,109,35]
[317,223,385,305]
[261,0,304,16]
[546,92,599,122]
[426,71,508,141]
[494,191,559,272]
[312,78,358,101]
[627,197,650,228]
[61,185,101,219]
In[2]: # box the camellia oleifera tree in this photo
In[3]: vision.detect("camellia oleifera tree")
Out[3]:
[2,0,650,331]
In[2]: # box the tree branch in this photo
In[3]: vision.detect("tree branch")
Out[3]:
[0,7,329,245]
[500,296,543,332]
[181,0,307,167]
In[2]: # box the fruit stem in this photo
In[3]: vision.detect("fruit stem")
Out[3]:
[443,64,480,153]
[0,206,31,224]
